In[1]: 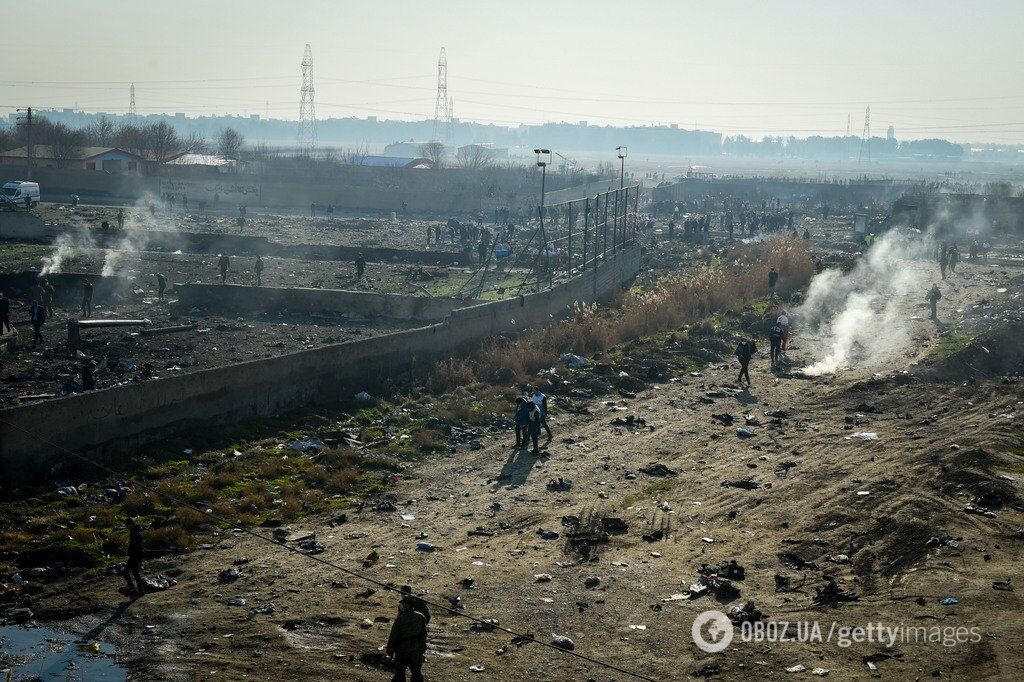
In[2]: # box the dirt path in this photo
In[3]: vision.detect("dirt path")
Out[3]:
[35,256,1024,681]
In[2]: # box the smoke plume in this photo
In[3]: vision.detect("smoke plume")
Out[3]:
[796,229,933,375]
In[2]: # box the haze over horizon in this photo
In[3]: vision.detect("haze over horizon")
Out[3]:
[2,0,1023,144]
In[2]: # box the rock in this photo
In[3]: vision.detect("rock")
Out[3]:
[535,574,553,582]
[787,664,807,673]
[551,634,575,651]
[639,462,678,477]
[416,542,437,552]
[584,577,601,589]
[601,517,629,532]
[812,668,830,677]
[7,607,33,623]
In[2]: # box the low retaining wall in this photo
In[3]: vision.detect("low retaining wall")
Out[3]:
[0,271,131,304]
[0,245,642,482]
[0,215,465,266]
[175,284,478,322]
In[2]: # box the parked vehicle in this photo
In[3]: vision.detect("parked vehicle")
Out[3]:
[0,181,40,210]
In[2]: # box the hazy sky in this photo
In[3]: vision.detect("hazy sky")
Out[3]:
[3,0,1023,143]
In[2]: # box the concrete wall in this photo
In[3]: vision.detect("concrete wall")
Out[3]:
[0,215,465,266]
[175,283,479,322]
[0,245,641,481]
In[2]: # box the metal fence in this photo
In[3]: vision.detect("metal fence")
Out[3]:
[458,184,641,298]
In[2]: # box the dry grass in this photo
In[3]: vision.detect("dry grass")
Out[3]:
[438,236,814,386]
[145,525,192,553]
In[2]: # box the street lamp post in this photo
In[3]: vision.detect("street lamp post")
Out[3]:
[615,146,627,250]
[535,148,552,289]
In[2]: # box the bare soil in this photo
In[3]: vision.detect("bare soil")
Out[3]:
[14,252,1024,681]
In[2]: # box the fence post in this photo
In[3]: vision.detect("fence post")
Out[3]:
[567,202,572,274]
[602,192,609,261]
[583,197,589,272]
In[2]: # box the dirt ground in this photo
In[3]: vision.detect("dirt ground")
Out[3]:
[12,244,1024,680]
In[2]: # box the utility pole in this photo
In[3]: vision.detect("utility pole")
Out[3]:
[16,107,33,181]
[535,149,551,289]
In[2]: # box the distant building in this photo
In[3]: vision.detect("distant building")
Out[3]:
[348,155,433,169]
[383,141,439,157]
[887,125,895,142]
[0,145,145,173]
[457,142,509,161]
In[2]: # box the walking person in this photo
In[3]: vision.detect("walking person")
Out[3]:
[254,255,264,286]
[156,273,166,302]
[927,283,942,320]
[531,387,553,441]
[769,323,784,368]
[218,254,230,283]
[29,300,45,346]
[0,291,11,334]
[122,518,146,598]
[776,311,791,353]
[355,253,367,280]
[736,337,756,386]
[386,594,428,682]
[526,400,543,455]
[948,245,959,273]
[940,250,948,280]
[81,278,93,318]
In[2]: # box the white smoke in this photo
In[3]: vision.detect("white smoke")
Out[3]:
[41,228,95,275]
[100,193,166,276]
[796,229,933,375]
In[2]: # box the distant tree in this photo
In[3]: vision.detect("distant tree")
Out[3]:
[216,127,245,160]
[49,123,86,168]
[145,121,180,162]
[182,130,210,154]
[85,116,116,147]
[419,141,446,169]
[455,144,493,170]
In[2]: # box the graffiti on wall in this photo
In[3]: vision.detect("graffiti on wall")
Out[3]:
[160,180,261,202]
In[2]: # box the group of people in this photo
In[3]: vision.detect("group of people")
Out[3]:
[938,243,960,279]
[735,311,792,386]
[513,388,553,454]
[9,278,95,346]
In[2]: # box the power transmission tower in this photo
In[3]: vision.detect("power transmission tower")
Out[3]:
[432,47,453,143]
[846,113,851,136]
[858,106,871,164]
[298,43,317,155]
[129,83,137,118]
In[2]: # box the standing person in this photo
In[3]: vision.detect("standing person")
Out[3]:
[254,255,264,286]
[526,400,543,454]
[768,267,779,299]
[927,283,942,320]
[122,518,146,598]
[29,300,46,346]
[386,595,428,682]
[0,291,11,334]
[156,273,167,302]
[948,245,959,273]
[355,253,367,280]
[776,311,791,352]
[29,280,43,305]
[426,225,433,245]
[81,278,93,318]
[736,337,756,386]
[218,254,230,283]
[769,324,784,368]
[940,250,948,279]
[117,208,125,230]
[41,279,55,317]
[399,585,431,625]
[513,397,531,449]
[531,387,553,442]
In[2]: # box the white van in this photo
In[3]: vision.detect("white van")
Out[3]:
[0,181,41,209]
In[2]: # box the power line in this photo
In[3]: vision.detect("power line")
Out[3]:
[0,417,656,681]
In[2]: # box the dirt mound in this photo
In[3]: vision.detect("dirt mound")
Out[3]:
[925,321,1024,380]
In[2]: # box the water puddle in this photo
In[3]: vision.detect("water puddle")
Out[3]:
[0,624,125,681]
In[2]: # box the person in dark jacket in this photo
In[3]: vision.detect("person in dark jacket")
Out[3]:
[355,253,367,280]
[29,300,46,346]
[81,278,94,318]
[526,400,543,454]
[386,594,428,682]
[156,273,167,302]
[123,518,146,598]
[927,283,942,320]
[399,585,431,625]
[513,397,531,449]
[0,291,11,334]
[736,338,757,386]
[768,267,779,298]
